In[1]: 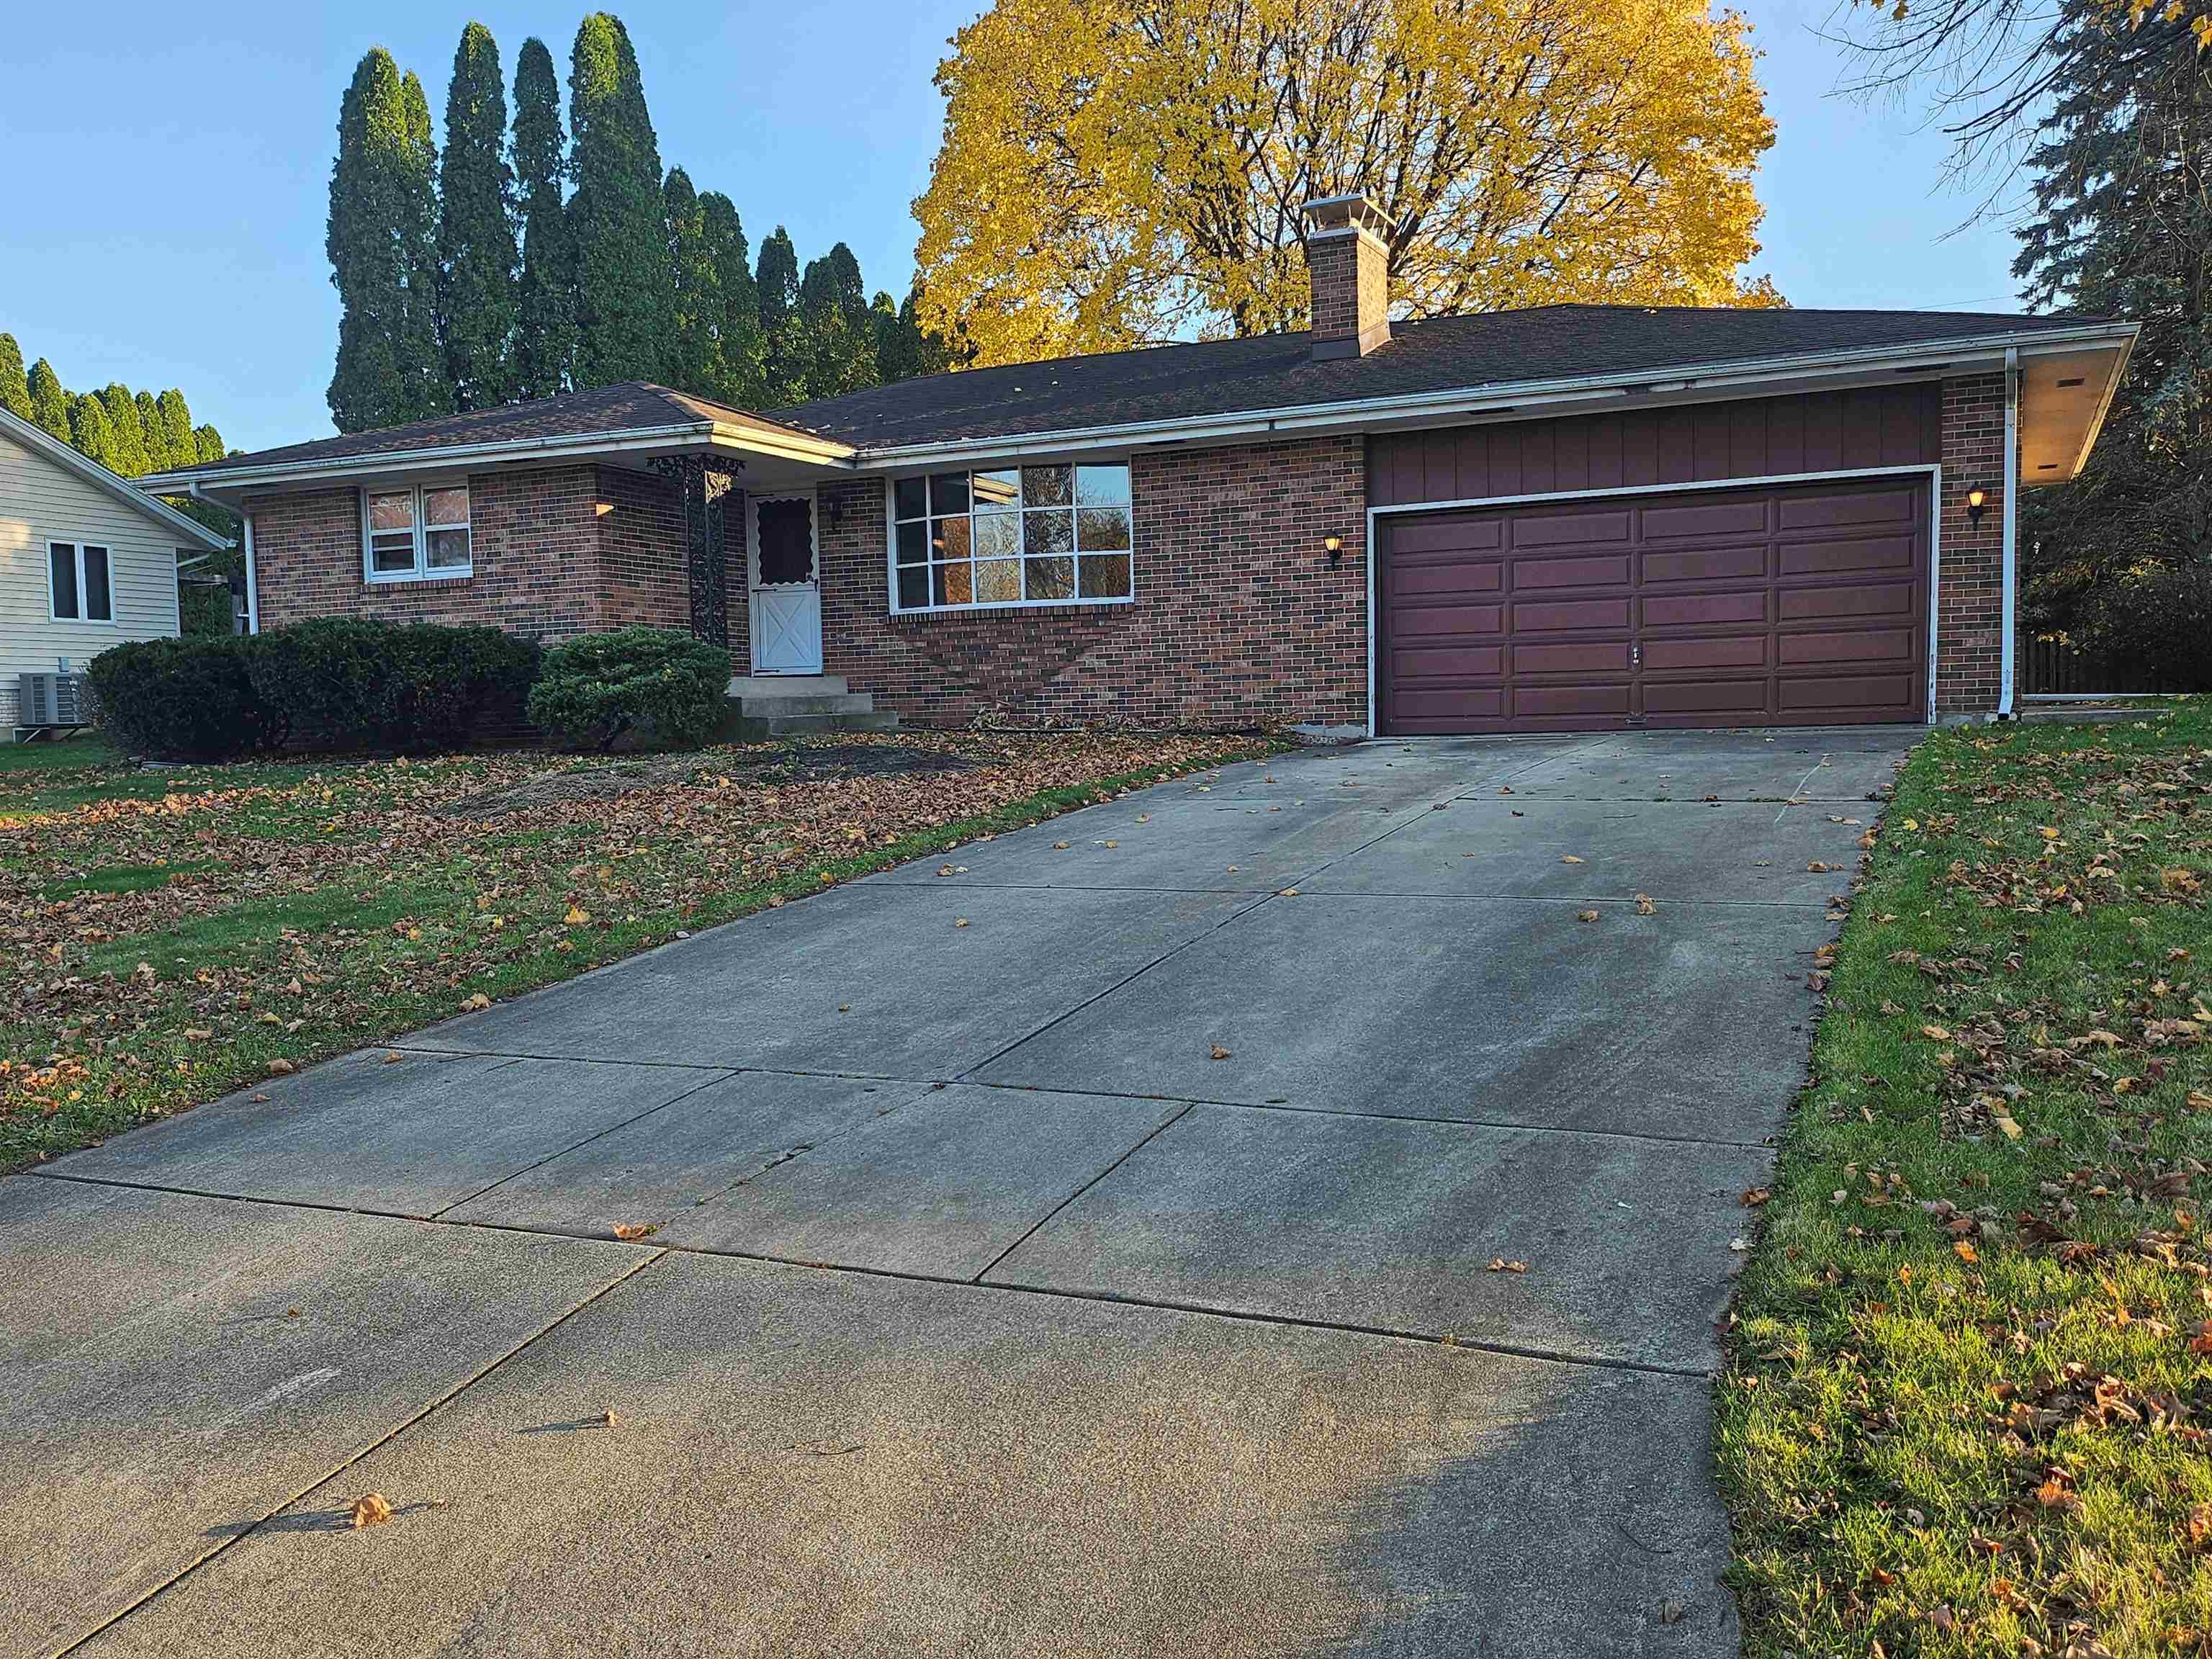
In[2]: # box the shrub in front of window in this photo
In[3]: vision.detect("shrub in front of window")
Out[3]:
[88,637,274,761]
[246,618,540,752]
[527,627,730,752]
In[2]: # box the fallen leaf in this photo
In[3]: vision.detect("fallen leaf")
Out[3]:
[1742,1187,1771,1207]
[350,1493,393,1529]
[1485,1258,1529,1274]
[1209,1044,1231,1061]
[1635,894,1656,914]
[1560,855,1585,865]
[381,1051,405,1065]
[461,992,491,1012]
[1577,909,1599,922]
[266,1058,295,1076]
[564,904,590,925]
[611,1223,657,1241]
[603,1408,621,1429]
[953,917,970,928]
[1954,1239,1979,1263]
[1052,840,1071,850]
[935,865,956,877]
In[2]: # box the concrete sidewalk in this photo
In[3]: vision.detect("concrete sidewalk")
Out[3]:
[6,727,1913,1658]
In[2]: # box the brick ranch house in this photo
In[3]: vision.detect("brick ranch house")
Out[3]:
[144,197,2136,736]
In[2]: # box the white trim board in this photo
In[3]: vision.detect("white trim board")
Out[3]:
[1362,462,1949,739]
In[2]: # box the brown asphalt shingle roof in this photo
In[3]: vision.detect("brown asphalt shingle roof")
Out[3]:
[174,305,2105,478]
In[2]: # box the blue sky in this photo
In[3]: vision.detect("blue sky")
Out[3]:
[0,1,2024,455]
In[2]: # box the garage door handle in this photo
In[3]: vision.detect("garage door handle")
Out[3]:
[1632,644,1640,667]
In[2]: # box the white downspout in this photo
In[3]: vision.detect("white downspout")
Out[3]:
[243,511,259,634]
[1998,346,2020,718]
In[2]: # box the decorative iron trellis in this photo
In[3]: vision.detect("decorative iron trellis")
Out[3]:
[651,455,737,649]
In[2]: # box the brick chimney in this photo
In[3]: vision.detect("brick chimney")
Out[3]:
[1303,194,1394,361]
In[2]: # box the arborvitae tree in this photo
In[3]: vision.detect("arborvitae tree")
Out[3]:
[796,243,878,400]
[68,395,119,472]
[756,226,804,405]
[511,35,573,401]
[662,166,717,395]
[95,383,148,477]
[0,335,30,422]
[874,284,956,385]
[156,390,197,473]
[27,359,71,440]
[193,424,226,464]
[698,192,762,405]
[132,390,166,469]
[567,13,673,387]
[436,22,519,410]
[328,50,418,432]
[395,71,448,422]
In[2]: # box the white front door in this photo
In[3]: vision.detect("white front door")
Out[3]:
[747,490,822,674]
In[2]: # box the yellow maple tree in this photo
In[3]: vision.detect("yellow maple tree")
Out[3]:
[912,0,1781,367]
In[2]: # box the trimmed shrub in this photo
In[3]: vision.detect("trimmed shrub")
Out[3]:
[527,627,729,751]
[88,637,272,760]
[246,618,540,753]
[2076,564,2212,693]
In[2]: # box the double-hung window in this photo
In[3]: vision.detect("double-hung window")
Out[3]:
[363,483,471,582]
[891,462,1133,612]
[49,542,113,623]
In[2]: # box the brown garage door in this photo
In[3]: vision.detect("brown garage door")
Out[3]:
[1377,476,1928,733]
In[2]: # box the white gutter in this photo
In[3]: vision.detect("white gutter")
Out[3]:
[1998,346,2020,719]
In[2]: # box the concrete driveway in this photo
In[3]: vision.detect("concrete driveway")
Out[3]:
[4,727,1913,1658]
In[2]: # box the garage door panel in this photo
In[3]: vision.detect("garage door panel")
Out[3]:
[1780,535,1916,577]
[1779,629,1915,666]
[1511,508,1633,548]
[1394,644,1503,678]
[1516,641,1632,675]
[1393,559,1503,598]
[1643,544,1766,585]
[1514,598,1632,633]
[1643,590,1767,629]
[1512,553,1632,590]
[1642,634,1767,671]
[1381,475,1927,734]
[1395,602,1504,639]
[1639,499,1768,541]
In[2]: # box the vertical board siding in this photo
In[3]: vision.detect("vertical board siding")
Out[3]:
[1370,385,1943,508]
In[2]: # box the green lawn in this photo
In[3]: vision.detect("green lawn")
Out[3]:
[1721,700,2212,1657]
[1,729,1280,1173]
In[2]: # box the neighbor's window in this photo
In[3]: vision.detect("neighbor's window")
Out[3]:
[48,542,113,623]
[363,483,471,581]
[891,462,1132,612]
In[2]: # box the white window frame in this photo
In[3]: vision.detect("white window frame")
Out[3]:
[47,541,115,625]
[361,481,472,584]
[884,462,1136,616]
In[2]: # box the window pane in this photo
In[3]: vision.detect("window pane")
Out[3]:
[50,544,78,618]
[974,558,1020,603]
[1022,509,1073,558]
[1024,556,1074,601]
[1075,464,1131,507]
[894,477,927,521]
[928,472,970,516]
[755,497,815,584]
[1079,553,1132,598]
[896,565,930,609]
[367,490,416,533]
[370,532,415,574]
[424,485,469,527]
[972,512,1021,562]
[932,515,971,561]
[1021,464,1071,508]
[426,527,471,570]
[896,520,929,566]
[1076,505,1131,552]
[81,547,112,620]
[932,562,973,606]
[971,468,1020,511]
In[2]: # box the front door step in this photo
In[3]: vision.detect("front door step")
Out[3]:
[725,675,899,741]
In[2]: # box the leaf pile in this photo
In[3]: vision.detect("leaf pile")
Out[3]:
[1,729,1277,1169]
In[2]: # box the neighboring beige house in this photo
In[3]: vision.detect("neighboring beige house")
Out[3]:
[0,406,230,729]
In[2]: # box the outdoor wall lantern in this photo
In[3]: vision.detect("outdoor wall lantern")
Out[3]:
[1323,534,1343,567]
[1966,485,1988,526]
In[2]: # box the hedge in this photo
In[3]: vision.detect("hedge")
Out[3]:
[2074,564,2212,693]
[89,619,541,761]
[526,627,730,751]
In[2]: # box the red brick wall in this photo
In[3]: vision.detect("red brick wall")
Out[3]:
[596,466,690,631]
[814,435,1368,729]
[1936,374,2005,719]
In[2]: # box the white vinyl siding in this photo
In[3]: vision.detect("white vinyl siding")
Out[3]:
[0,426,184,695]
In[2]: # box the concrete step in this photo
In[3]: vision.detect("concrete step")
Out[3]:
[730,710,902,741]
[728,673,847,697]
[728,691,878,719]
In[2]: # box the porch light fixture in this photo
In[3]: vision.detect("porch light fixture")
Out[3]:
[1966,485,1987,526]
[1323,534,1343,567]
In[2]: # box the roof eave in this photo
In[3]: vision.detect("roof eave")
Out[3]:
[842,320,2142,469]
